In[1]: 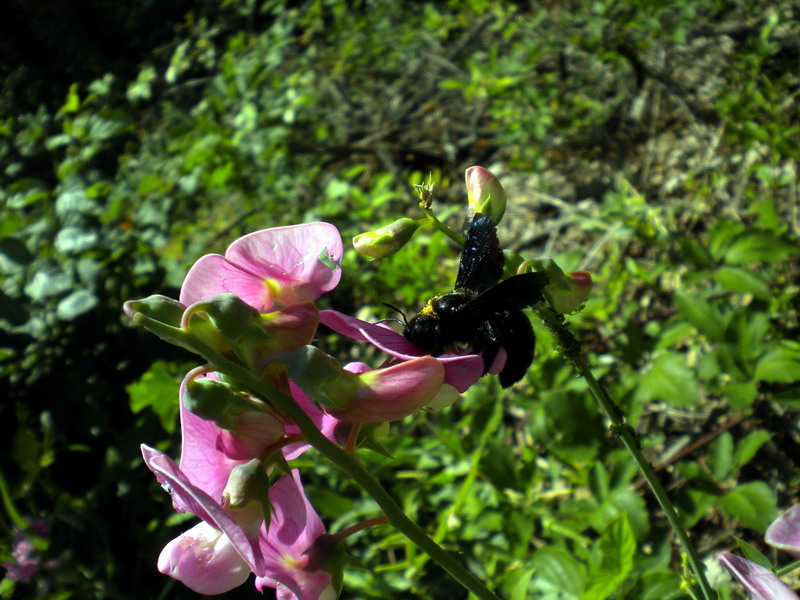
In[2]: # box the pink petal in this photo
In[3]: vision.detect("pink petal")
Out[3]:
[766,505,800,558]
[256,472,332,600]
[318,310,483,392]
[327,357,445,423]
[180,254,273,309]
[268,471,326,556]
[158,521,250,595]
[719,552,800,600]
[255,572,334,600]
[282,382,341,461]
[179,377,247,501]
[180,223,343,312]
[141,445,265,575]
[227,223,342,294]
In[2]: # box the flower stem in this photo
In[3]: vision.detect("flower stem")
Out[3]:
[419,208,465,246]
[205,352,503,600]
[534,305,715,600]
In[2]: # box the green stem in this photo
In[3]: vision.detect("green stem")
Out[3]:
[534,305,715,600]
[419,206,464,246]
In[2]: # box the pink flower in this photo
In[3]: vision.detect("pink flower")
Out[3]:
[719,552,799,600]
[255,471,339,600]
[180,223,343,312]
[143,444,338,599]
[318,309,484,393]
[142,444,267,594]
[719,504,800,599]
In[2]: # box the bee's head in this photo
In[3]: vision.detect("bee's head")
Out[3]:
[404,313,443,356]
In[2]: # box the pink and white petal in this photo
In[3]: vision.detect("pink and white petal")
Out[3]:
[766,505,800,558]
[718,552,800,600]
[226,224,343,301]
[180,254,275,310]
[141,445,265,575]
[158,521,250,595]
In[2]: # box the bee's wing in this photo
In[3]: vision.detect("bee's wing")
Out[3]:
[454,214,504,294]
[464,271,549,317]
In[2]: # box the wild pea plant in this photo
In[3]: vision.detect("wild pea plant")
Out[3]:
[128,167,726,600]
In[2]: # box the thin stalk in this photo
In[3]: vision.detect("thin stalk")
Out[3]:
[534,305,715,600]
[419,208,464,246]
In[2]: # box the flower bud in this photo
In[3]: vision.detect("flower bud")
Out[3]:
[222,459,271,512]
[353,218,421,260]
[466,166,506,225]
[539,260,592,313]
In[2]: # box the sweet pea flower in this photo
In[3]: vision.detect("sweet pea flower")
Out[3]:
[318,309,485,393]
[180,223,343,313]
[143,444,338,599]
[284,352,447,423]
[142,444,267,594]
[719,504,800,599]
[255,471,340,600]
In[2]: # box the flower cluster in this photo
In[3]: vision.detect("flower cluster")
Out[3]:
[129,167,592,598]
[130,222,487,598]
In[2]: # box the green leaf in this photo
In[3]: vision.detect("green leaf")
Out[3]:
[639,571,685,600]
[708,432,735,481]
[755,346,800,383]
[736,537,772,569]
[724,231,799,265]
[675,293,726,341]
[54,226,100,254]
[528,547,585,599]
[723,380,758,410]
[734,430,772,473]
[57,289,98,320]
[582,515,635,600]
[636,352,698,407]
[511,569,536,600]
[126,360,186,433]
[718,481,777,531]
[713,266,771,300]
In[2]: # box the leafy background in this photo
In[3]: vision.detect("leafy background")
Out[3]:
[1,0,798,598]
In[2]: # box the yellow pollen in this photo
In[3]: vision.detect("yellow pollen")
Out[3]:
[420,297,439,317]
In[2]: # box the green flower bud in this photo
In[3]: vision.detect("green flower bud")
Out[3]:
[222,459,271,512]
[466,166,506,225]
[353,218,421,260]
[538,260,592,313]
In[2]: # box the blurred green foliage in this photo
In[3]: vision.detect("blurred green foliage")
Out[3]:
[1,0,799,598]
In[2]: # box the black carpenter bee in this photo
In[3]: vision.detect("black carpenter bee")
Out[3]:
[403,213,549,388]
